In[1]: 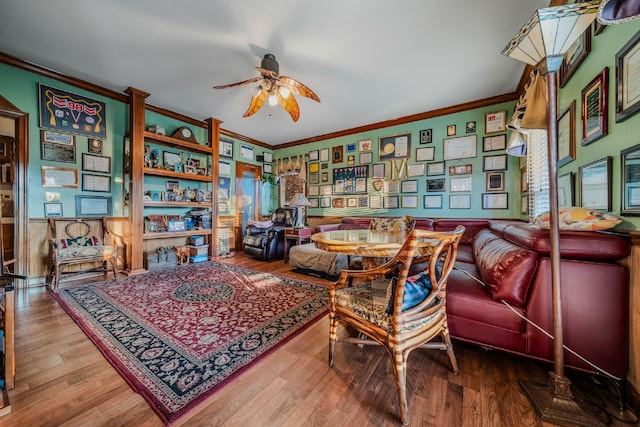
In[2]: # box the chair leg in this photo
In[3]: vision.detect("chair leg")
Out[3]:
[328,309,337,367]
[391,350,410,425]
[110,257,118,281]
[442,326,459,374]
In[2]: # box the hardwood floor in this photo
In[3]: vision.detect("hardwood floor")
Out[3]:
[3,254,635,426]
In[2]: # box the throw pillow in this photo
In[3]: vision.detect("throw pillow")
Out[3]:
[57,236,99,249]
[532,206,621,231]
[370,216,413,232]
[384,266,440,315]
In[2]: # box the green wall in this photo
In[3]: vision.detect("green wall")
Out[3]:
[1,18,639,230]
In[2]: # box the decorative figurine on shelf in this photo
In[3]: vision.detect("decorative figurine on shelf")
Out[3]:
[148,124,166,136]
[151,149,160,168]
[175,246,190,265]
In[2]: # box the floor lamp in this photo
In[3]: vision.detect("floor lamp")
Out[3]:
[502,2,602,426]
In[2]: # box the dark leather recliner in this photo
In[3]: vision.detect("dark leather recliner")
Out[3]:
[243,207,297,261]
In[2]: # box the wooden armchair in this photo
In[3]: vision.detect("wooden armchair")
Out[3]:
[47,217,118,290]
[328,226,464,425]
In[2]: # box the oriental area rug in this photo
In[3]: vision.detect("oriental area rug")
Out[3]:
[53,262,328,425]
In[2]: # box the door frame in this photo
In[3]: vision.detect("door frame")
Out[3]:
[0,94,28,282]
[234,161,262,251]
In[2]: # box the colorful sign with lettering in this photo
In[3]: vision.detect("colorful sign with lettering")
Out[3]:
[38,84,107,139]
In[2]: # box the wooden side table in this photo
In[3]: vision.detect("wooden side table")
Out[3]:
[284,227,312,263]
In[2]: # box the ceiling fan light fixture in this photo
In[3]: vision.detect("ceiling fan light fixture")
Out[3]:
[268,94,278,106]
[279,87,290,99]
[250,86,261,97]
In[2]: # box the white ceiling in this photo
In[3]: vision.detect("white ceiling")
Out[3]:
[0,0,550,145]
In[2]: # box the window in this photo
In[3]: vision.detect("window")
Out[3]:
[527,129,549,218]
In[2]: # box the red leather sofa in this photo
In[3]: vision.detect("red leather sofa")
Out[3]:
[312,217,631,379]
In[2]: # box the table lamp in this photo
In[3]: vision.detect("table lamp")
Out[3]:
[289,193,311,228]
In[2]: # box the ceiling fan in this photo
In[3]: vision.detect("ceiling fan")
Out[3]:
[213,54,320,122]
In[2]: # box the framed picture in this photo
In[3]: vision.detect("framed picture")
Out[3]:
[163,151,182,168]
[483,154,507,171]
[320,184,333,196]
[482,134,506,152]
[384,181,400,194]
[424,195,443,209]
[321,163,328,169]
[372,163,386,179]
[427,178,445,192]
[400,195,418,208]
[521,168,529,192]
[320,148,330,162]
[448,164,472,175]
[358,197,369,208]
[558,172,575,207]
[320,197,331,208]
[383,195,399,209]
[407,163,425,177]
[82,153,111,174]
[615,31,640,123]
[42,166,78,188]
[308,185,320,196]
[557,100,576,167]
[347,155,355,165]
[332,145,343,163]
[219,138,233,158]
[579,156,612,211]
[401,180,418,193]
[379,132,411,160]
[450,194,471,209]
[82,173,111,192]
[309,198,319,208]
[370,195,383,209]
[75,195,112,216]
[446,125,456,136]
[560,27,591,88]
[321,172,329,182]
[419,129,432,144]
[88,138,103,154]
[166,180,179,191]
[427,162,445,176]
[450,176,471,192]
[44,202,63,217]
[39,83,107,139]
[443,135,476,160]
[240,144,254,160]
[358,139,372,152]
[219,160,231,176]
[308,150,319,161]
[359,152,373,164]
[346,143,356,153]
[485,111,506,134]
[581,67,609,146]
[347,197,357,208]
[263,163,272,174]
[622,144,640,215]
[41,130,74,145]
[309,162,320,173]
[466,121,476,134]
[486,171,505,191]
[40,130,76,163]
[482,193,508,209]
[263,152,273,163]
[333,198,345,209]
[416,146,435,161]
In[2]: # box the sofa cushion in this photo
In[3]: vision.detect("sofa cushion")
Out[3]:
[435,219,490,245]
[338,222,368,230]
[532,206,621,231]
[472,229,538,307]
[57,245,115,261]
[57,236,99,249]
[288,243,348,277]
[370,216,412,232]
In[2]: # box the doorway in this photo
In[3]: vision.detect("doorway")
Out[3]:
[0,94,28,284]
[234,162,262,252]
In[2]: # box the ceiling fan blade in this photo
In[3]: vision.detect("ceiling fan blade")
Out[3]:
[255,67,279,79]
[243,89,268,118]
[280,76,320,103]
[276,91,300,122]
[213,76,262,89]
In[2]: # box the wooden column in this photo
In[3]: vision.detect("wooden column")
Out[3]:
[124,87,149,275]
[206,118,222,259]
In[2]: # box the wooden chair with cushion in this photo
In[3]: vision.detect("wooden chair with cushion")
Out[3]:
[47,217,118,290]
[328,226,464,425]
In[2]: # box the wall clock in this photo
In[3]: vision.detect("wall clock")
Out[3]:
[171,126,197,143]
